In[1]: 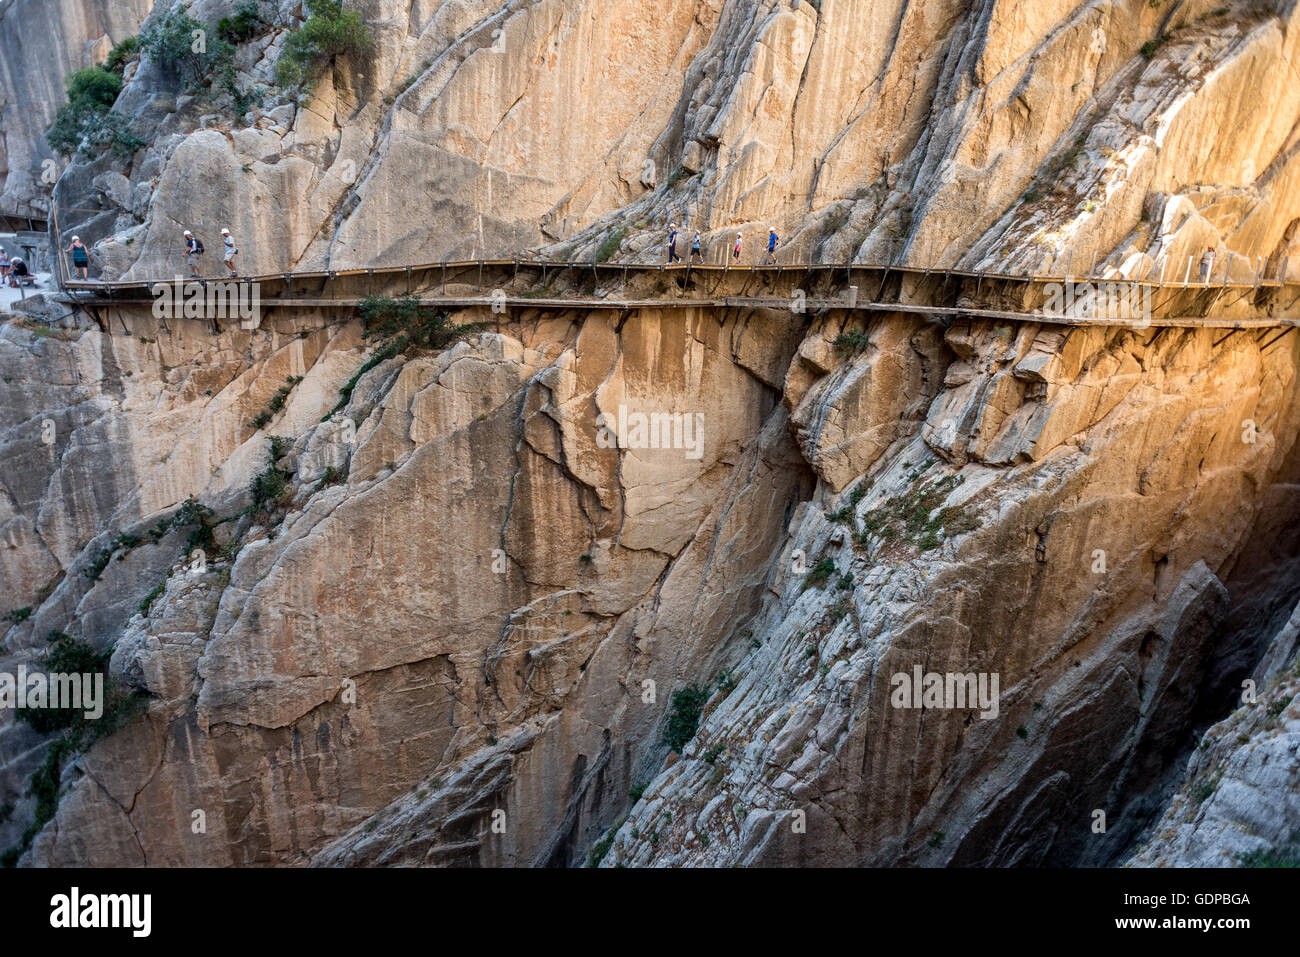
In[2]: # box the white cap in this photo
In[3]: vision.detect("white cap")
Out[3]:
[221,228,230,235]
[71,235,80,242]
[184,230,192,235]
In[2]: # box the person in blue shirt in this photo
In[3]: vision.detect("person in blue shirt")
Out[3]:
[691,231,703,263]
[667,223,681,263]
[65,236,90,279]
[766,227,778,265]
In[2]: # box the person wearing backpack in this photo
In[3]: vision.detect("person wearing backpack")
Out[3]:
[690,231,703,264]
[184,230,203,278]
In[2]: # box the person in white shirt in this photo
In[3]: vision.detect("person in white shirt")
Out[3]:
[221,228,238,278]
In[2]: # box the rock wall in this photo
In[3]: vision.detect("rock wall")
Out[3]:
[599,317,1300,866]
[5,0,1300,868]
[4,297,1299,867]
[0,0,154,218]
[50,0,1300,281]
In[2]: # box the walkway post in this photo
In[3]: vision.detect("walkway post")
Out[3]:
[1182,256,1192,286]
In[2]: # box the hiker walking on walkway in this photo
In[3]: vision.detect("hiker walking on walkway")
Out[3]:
[691,231,703,264]
[1198,245,1215,283]
[667,223,681,263]
[0,248,10,282]
[733,232,742,262]
[221,228,238,278]
[766,227,779,265]
[184,230,203,278]
[65,235,90,280]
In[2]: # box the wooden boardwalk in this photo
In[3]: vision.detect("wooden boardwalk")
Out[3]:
[57,258,1300,330]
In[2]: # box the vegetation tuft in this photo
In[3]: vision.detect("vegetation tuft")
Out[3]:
[832,329,871,356]
[252,375,303,430]
[276,0,373,91]
[1140,34,1169,60]
[1239,831,1300,868]
[3,607,32,626]
[218,2,267,44]
[358,294,484,358]
[802,558,836,591]
[248,436,295,516]
[80,496,214,582]
[663,684,709,753]
[853,472,976,553]
[594,226,627,263]
[46,67,144,159]
[3,632,148,865]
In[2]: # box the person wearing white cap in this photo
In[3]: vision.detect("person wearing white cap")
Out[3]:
[184,229,203,278]
[221,228,238,277]
[667,222,681,264]
[733,231,743,262]
[65,235,90,280]
[766,227,779,265]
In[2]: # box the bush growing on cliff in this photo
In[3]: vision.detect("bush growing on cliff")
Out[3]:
[276,0,373,91]
[46,67,144,159]
[663,684,709,753]
[140,11,215,86]
[1239,831,1300,868]
[139,10,252,111]
[358,294,484,358]
[594,227,627,263]
[253,375,303,429]
[249,436,295,514]
[105,36,142,73]
[802,557,836,591]
[832,329,871,356]
[16,632,110,735]
[218,2,266,44]
[3,632,146,866]
[16,631,145,745]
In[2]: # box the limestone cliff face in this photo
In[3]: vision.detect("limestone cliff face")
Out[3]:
[600,318,1300,866]
[1,302,811,864]
[5,0,1300,868]
[3,294,1299,866]
[51,0,1300,280]
[0,0,154,217]
[1128,601,1300,868]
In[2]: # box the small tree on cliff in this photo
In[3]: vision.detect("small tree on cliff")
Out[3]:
[46,67,145,159]
[276,0,373,92]
[357,295,484,358]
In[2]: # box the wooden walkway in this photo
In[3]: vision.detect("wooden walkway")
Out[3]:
[57,258,1300,330]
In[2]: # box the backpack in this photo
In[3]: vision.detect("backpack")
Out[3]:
[193,238,205,254]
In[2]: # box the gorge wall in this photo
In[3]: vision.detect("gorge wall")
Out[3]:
[2,0,1300,867]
